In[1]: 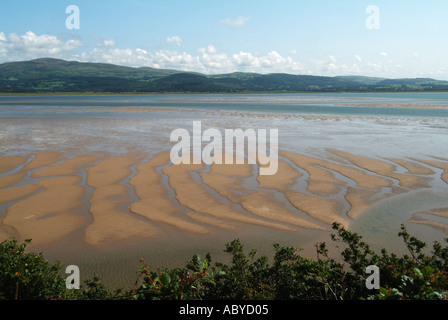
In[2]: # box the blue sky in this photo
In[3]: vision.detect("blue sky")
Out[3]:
[1,0,447,79]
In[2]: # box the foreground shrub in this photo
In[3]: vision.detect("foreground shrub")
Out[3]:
[0,238,66,300]
[330,223,448,299]
[1,223,447,300]
[0,238,118,300]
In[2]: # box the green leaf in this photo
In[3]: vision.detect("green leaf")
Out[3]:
[160,273,171,286]
[421,265,434,278]
[413,268,423,279]
[203,253,211,270]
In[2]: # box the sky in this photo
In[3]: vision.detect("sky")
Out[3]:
[0,0,447,79]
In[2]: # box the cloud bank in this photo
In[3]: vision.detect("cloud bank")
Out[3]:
[0,31,84,61]
[0,31,444,79]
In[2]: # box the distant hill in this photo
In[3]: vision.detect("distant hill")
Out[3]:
[1,58,448,93]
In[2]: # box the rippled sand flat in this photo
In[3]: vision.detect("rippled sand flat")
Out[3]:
[327,149,429,189]
[129,152,211,235]
[1,147,447,250]
[84,154,161,246]
[0,176,86,246]
[162,154,297,232]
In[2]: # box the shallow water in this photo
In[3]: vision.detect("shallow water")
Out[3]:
[350,189,448,251]
[2,93,448,158]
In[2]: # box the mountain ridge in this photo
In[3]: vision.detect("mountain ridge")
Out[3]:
[1,58,448,93]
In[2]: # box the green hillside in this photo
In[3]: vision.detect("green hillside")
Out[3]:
[1,58,448,93]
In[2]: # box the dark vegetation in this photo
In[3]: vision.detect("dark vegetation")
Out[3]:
[1,58,448,93]
[1,223,447,300]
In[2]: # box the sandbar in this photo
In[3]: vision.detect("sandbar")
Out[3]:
[409,208,448,233]
[162,154,297,232]
[0,176,86,247]
[84,154,160,246]
[0,156,28,174]
[412,158,448,184]
[328,149,428,189]
[201,154,326,230]
[129,152,211,235]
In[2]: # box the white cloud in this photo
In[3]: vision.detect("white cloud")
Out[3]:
[166,36,183,47]
[80,46,204,72]
[198,45,218,55]
[367,61,387,73]
[0,31,84,61]
[89,35,114,48]
[98,39,116,47]
[2,31,445,79]
[64,39,84,50]
[77,44,306,75]
[309,56,340,75]
[233,52,258,67]
[232,50,303,73]
[219,16,250,28]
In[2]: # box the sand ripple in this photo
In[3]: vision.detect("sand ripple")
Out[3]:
[0,148,446,248]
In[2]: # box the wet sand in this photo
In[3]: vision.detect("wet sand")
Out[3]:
[0,176,86,246]
[84,154,161,246]
[327,149,430,189]
[1,147,447,250]
[0,156,28,174]
[407,207,448,233]
[411,158,448,184]
[162,153,298,233]
[129,152,212,235]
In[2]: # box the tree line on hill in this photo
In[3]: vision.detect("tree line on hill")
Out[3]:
[1,58,448,93]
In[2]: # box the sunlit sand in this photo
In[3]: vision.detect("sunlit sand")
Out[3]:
[1,147,447,249]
